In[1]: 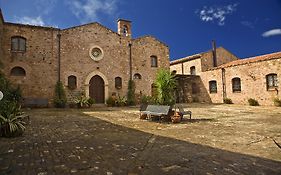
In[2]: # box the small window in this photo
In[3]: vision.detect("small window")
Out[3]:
[151,83,158,97]
[68,75,77,90]
[190,66,196,75]
[172,70,177,75]
[209,80,217,93]
[10,66,26,76]
[123,25,128,36]
[133,73,142,80]
[151,56,158,67]
[232,77,241,92]
[266,74,278,90]
[11,36,26,52]
[192,83,199,94]
[115,77,122,89]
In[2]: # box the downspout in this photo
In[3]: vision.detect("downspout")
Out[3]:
[129,42,132,80]
[222,68,226,100]
[212,40,217,67]
[181,62,184,75]
[57,32,61,82]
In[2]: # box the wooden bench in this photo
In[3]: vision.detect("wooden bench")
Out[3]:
[141,105,171,120]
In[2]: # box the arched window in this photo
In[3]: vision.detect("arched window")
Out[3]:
[192,83,199,94]
[133,73,142,80]
[10,66,26,76]
[232,77,241,92]
[172,70,177,75]
[68,75,77,90]
[209,80,217,93]
[151,83,158,97]
[123,25,128,36]
[11,36,26,52]
[190,66,196,75]
[151,56,158,67]
[115,77,122,89]
[266,73,278,90]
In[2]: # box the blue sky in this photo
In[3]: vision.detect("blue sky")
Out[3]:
[0,0,281,60]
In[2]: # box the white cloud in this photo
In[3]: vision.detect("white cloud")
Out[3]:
[66,0,118,23]
[35,0,58,15]
[16,16,45,26]
[262,29,281,37]
[241,21,254,29]
[196,3,238,26]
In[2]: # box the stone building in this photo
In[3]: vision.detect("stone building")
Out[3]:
[0,9,169,106]
[171,43,281,106]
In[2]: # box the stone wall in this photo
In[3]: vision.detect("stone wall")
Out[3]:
[171,58,201,75]
[175,75,211,103]
[2,23,59,105]
[200,47,239,72]
[0,10,4,64]
[200,58,281,105]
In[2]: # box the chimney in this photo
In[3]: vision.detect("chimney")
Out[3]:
[117,19,132,38]
[212,40,217,67]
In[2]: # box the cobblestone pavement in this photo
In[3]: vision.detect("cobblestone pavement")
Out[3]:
[0,107,281,175]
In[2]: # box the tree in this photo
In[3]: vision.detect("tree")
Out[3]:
[54,81,67,108]
[155,69,177,105]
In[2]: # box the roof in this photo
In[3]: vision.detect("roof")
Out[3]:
[170,53,201,65]
[117,19,132,23]
[213,51,281,70]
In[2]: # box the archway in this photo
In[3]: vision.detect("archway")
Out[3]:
[89,75,105,103]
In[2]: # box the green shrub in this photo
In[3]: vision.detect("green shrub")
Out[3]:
[273,98,281,107]
[54,81,67,108]
[75,95,94,108]
[116,96,127,107]
[106,97,116,107]
[223,98,233,104]
[248,98,259,106]
[127,80,135,106]
[0,101,25,137]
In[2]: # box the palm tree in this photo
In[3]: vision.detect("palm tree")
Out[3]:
[155,69,177,105]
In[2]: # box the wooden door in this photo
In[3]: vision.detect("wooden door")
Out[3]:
[89,75,105,103]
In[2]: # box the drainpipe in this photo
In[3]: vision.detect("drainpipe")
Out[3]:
[57,32,61,82]
[181,62,184,75]
[222,68,226,100]
[129,42,132,80]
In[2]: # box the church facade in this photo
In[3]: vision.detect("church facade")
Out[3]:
[0,10,169,106]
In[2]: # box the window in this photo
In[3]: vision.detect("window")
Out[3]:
[151,56,158,67]
[68,75,77,90]
[266,74,278,90]
[133,73,142,80]
[10,67,26,76]
[172,70,177,75]
[123,25,128,36]
[232,77,241,92]
[190,66,196,75]
[192,83,199,94]
[209,80,217,93]
[151,83,158,97]
[115,77,122,89]
[11,36,26,52]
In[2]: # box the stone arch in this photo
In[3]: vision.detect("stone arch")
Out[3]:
[85,71,108,103]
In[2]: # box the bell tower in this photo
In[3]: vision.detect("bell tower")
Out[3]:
[117,19,132,38]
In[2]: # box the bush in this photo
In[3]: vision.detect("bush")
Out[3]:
[116,96,127,107]
[75,95,95,108]
[54,81,67,108]
[127,80,135,106]
[223,98,233,104]
[106,97,116,107]
[248,98,259,106]
[273,98,281,107]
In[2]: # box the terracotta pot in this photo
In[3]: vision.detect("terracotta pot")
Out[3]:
[140,113,147,120]
[171,112,181,123]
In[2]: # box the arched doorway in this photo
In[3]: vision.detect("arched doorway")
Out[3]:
[89,75,105,103]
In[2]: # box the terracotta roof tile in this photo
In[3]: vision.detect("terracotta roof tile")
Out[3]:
[216,51,281,69]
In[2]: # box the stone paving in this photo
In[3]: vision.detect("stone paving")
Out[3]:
[0,106,281,175]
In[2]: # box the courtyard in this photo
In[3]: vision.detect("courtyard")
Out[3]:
[0,103,281,174]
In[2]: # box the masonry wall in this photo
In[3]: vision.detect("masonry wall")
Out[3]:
[171,58,202,75]
[0,13,3,63]
[200,47,239,72]
[200,58,281,105]
[132,36,170,98]
[2,24,59,105]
